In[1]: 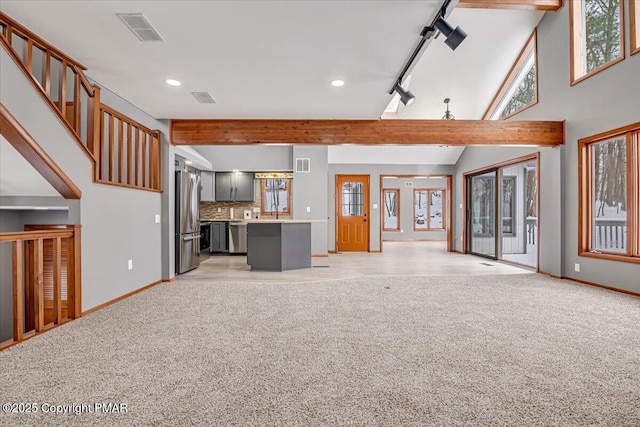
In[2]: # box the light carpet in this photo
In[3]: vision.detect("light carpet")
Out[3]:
[0,274,639,426]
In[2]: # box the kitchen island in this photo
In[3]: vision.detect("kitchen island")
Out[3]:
[246,221,311,271]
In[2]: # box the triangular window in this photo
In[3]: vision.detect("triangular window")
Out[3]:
[484,30,537,120]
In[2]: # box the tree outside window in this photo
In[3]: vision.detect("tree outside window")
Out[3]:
[383,189,400,231]
[579,122,640,263]
[261,179,290,215]
[571,0,624,84]
[484,30,537,120]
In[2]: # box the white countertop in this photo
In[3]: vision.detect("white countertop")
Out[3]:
[201,218,327,223]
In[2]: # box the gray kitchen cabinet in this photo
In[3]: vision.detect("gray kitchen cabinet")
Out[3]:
[200,171,215,202]
[234,173,254,201]
[215,172,254,202]
[210,222,228,252]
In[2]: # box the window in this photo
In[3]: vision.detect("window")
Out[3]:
[570,0,624,84]
[414,189,445,231]
[631,0,640,55]
[502,176,516,235]
[260,179,290,215]
[483,30,537,120]
[383,189,400,231]
[579,122,640,263]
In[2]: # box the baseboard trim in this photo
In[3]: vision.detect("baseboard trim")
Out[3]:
[328,250,338,254]
[369,250,382,253]
[83,280,163,316]
[162,277,176,283]
[383,239,447,242]
[312,254,329,257]
[540,272,639,298]
[562,276,640,298]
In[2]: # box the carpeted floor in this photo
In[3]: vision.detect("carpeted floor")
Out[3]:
[0,274,639,426]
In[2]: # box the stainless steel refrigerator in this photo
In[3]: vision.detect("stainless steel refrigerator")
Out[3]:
[176,170,201,274]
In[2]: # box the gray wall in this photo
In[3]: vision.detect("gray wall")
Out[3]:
[328,164,454,251]
[292,146,328,255]
[381,177,448,241]
[453,4,640,292]
[195,146,293,172]
[2,45,164,311]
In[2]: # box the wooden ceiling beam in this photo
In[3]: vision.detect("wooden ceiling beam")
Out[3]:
[456,0,563,11]
[171,119,564,146]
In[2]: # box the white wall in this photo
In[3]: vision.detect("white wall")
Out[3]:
[1,45,164,311]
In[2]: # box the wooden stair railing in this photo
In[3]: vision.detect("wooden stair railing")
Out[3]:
[0,225,81,351]
[0,12,162,193]
[98,105,162,191]
[0,12,99,162]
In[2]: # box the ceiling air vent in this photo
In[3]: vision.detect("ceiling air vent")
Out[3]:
[192,92,217,104]
[295,158,310,173]
[117,13,164,42]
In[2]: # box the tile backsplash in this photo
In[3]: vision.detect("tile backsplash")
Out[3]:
[200,201,260,220]
[200,179,293,220]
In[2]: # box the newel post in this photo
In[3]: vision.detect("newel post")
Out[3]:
[66,224,82,319]
[87,85,102,180]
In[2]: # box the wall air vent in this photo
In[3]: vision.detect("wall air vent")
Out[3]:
[116,13,164,42]
[192,92,217,104]
[295,158,310,173]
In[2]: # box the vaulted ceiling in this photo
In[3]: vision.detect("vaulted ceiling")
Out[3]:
[1,1,544,120]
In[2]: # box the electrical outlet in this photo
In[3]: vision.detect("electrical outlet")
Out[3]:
[460,203,463,209]
[128,259,133,270]
[217,207,222,212]
[400,229,404,233]
[372,204,378,209]
[306,207,311,213]
[574,263,580,272]
[155,214,160,223]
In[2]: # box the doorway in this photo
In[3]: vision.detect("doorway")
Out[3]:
[336,175,370,252]
[465,155,539,269]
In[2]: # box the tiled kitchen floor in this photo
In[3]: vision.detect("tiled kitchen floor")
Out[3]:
[177,241,532,283]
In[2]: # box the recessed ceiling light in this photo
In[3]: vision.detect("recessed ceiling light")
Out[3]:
[165,79,181,86]
[330,80,345,87]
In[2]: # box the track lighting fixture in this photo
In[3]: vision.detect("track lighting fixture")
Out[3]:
[434,17,467,51]
[388,0,467,103]
[393,82,415,106]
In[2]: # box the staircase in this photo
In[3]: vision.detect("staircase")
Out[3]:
[0,12,163,349]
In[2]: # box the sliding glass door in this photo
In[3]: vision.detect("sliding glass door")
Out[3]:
[500,160,538,268]
[466,157,539,269]
[469,171,497,258]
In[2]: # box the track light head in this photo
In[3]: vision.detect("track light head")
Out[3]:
[393,82,415,106]
[434,17,467,50]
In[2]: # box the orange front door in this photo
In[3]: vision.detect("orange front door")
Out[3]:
[336,175,369,252]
